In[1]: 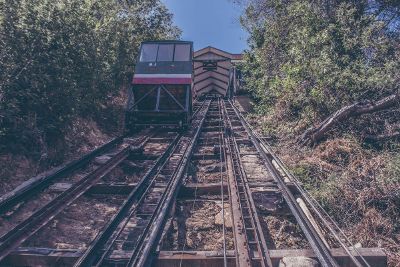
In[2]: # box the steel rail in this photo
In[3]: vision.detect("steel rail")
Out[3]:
[0,136,124,214]
[73,133,182,267]
[178,99,215,267]
[0,132,153,263]
[127,100,211,267]
[222,100,273,267]
[235,106,369,267]
[93,134,185,267]
[221,100,252,267]
[227,100,340,267]
[85,100,210,267]
[191,98,206,119]
[217,98,228,267]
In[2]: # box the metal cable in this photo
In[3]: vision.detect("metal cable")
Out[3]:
[218,97,228,267]
[178,98,214,267]
[234,102,370,267]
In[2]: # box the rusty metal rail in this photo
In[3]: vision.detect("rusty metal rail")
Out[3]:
[222,100,273,267]
[73,132,182,267]
[76,100,211,267]
[225,99,340,267]
[0,97,374,267]
[230,99,372,267]
[128,100,211,267]
[0,132,154,262]
[0,136,124,214]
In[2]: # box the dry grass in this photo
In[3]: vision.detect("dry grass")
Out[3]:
[247,110,400,266]
[0,88,125,196]
[0,117,113,197]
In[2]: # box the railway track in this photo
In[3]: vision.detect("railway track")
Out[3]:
[0,97,381,267]
[223,100,341,267]
[0,129,159,261]
[0,99,204,220]
[222,99,273,267]
[72,99,211,267]
[0,136,124,215]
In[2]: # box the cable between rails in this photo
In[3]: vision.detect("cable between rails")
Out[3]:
[178,98,228,266]
[218,97,228,267]
[230,100,370,267]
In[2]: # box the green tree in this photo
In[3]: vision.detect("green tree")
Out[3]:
[0,0,180,155]
[240,0,399,131]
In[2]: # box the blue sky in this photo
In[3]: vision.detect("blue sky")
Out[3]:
[161,0,248,53]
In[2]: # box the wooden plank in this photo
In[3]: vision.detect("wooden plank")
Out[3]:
[178,183,228,197]
[4,248,386,267]
[85,183,136,195]
[191,153,220,160]
[85,183,228,196]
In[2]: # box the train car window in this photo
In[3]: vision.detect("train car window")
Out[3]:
[140,44,158,62]
[174,44,191,61]
[157,44,174,61]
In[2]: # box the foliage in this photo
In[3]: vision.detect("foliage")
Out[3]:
[238,1,400,264]
[0,0,180,156]
[285,138,400,265]
[240,0,400,132]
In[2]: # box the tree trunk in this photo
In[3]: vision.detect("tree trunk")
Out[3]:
[364,131,400,143]
[298,93,400,146]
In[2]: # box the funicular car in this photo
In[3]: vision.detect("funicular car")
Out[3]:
[126,40,193,130]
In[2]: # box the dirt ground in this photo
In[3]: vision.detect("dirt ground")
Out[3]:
[0,190,59,237]
[234,95,255,113]
[143,143,170,155]
[162,200,234,251]
[101,160,153,184]
[0,119,114,198]
[259,211,310,249]
[0,155,38,197]
[187,160,226,183]
[238,144,257,154]
[241,155,275,183]
[23,194,124,249]
[0,157,127,238]
[195,145,219,155]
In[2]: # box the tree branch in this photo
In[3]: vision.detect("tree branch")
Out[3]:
[298,93,400,146]
[364,131,400,143]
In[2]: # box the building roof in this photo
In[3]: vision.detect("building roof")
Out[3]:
[193,46,242,97]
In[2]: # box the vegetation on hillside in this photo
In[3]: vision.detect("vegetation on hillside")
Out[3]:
[0,0,179,165]
[237,0,400,265]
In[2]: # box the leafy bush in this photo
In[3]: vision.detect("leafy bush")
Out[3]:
[240,0,400,128]
[0,0,180,155]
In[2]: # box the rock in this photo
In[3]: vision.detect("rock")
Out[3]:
[214,208,232,228]
[187,217,213,230]
[197,232,203,242]
[204,165,218,173]
[94,155,111,165]
[213,145,222,154]
[186,236,194,248]
[204,164,225,173]
[122,160,140,169]
[279,256,319,267]
[49,183,72,192]
[123,138,137,144]
[130,145,144,153]
[253,191,281,212]
[204,244,215,250]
